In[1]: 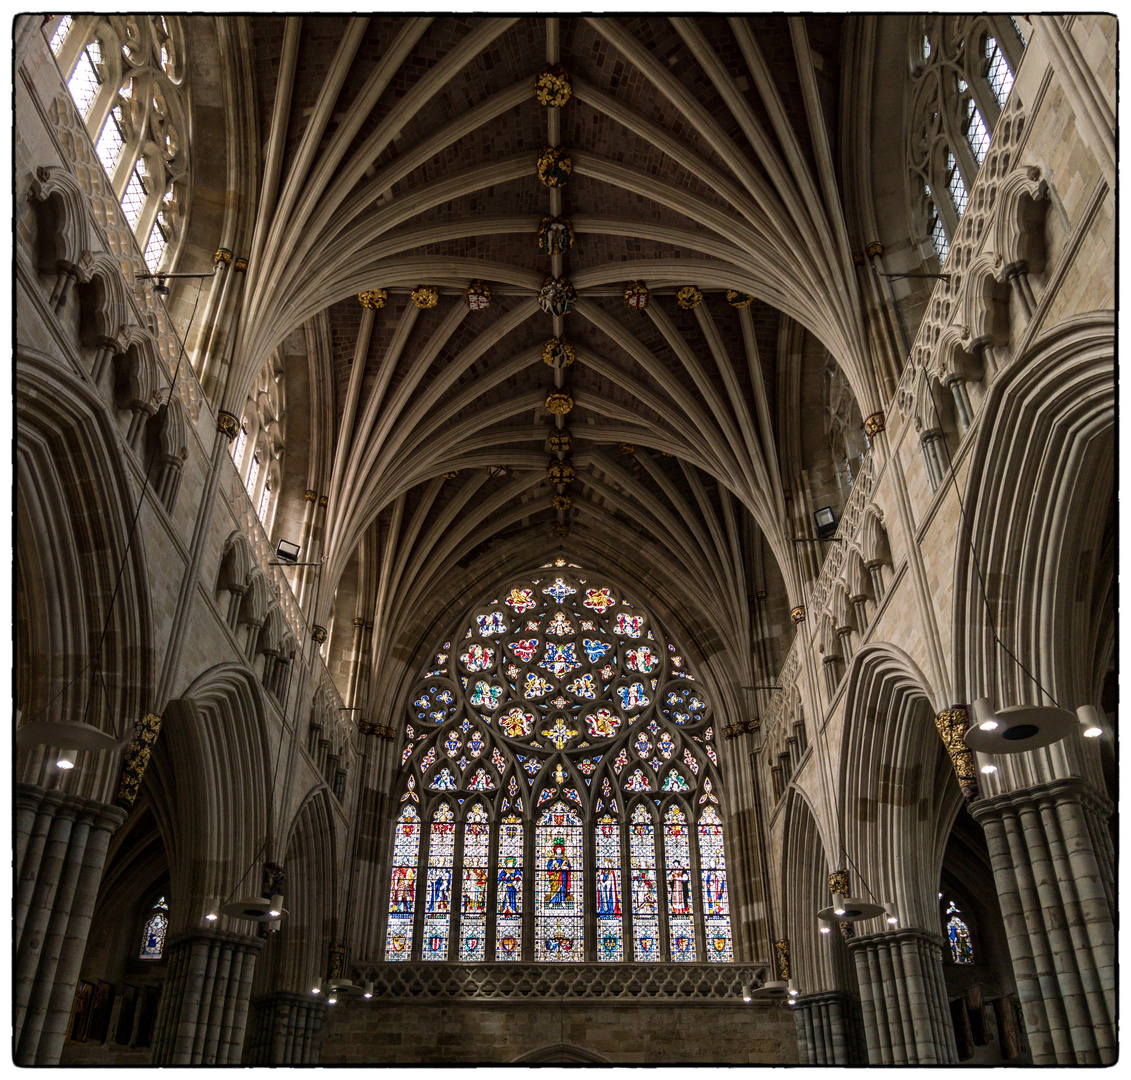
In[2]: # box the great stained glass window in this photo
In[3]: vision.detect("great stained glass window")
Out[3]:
[384,570,733,962]
[139,896,169,960]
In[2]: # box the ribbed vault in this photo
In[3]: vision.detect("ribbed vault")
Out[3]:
[204,15,883,715]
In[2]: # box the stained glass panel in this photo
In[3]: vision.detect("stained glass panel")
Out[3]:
[384,804,420,960]
[664,806,696,961]
[139,898,168,960]
[945,899,974,964]
[629,805,660,961]
[421,804,456,961]
[496,817,523,961]
[594,814,624,961]
[458,804,490,961]
[698,806,732,962]
[535,802,583,961]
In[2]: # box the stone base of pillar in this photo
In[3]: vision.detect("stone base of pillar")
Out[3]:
[14,783,127,1065]
[149,928,264,1065]
[245,991,328,1064]
[847,927,957,1065]
[792,989,864,1064]
[970,777,1116,1064]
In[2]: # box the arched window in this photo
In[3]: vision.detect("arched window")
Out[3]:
[907,16,1025,264]
[383,568,734,963]
[940,893,975,964]
[138,896,169,960]
[45,16,189,272]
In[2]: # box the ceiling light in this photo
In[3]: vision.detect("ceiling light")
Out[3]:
[819,919,831,935]
[972,696,998,731]
[205,912,218,922]
[980,762,998,774]
[311,980,321,995]
[56,748,77,770]
[742,984,752,1003]
[363,981,373,999]
[964,703,1077,754]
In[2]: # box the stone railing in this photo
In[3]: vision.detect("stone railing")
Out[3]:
[365,962,769,1001]
[808,451,876,619]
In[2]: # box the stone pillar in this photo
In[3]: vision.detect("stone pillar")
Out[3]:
[969,778,1115,1064]
[793,990,863,1065]
[865,561,885,603]
[945,376,974,433]
[1002,261,1037,321]
[847,927,957,1065]
[149,929,264,1065]
[245,991,328,1064]
[14,784,126,1065]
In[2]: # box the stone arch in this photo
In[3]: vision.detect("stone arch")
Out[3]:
[142,663,274,935]
[15,348,154,803]
[993,165,1050,277]
[780,788,847,995]
[28,164,92,308]
[513,1042,610,1064]
[258,787,339,996]
[952,311,1113,791]
[837,644,960,931]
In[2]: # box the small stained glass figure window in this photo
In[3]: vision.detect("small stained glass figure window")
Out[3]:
[594,813,624,961]
[945,898,975,964]
[496,816,523,961]
[422,803,456,960]
[664,805,696,961]
[139,896,169,960]
[698,805,733,961]
[535,802,583,961]
[384,802,420,961]
[458,803,490,961]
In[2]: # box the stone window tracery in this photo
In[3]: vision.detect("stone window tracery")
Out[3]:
[45,15,188,272]
[384,570,734,963]
[907,16,1026,264]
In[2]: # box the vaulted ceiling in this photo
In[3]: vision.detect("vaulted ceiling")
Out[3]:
[216,15,885,700]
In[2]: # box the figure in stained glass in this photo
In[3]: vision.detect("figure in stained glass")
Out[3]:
[945,899,974,964]
[498,857,521,915]
[509,638,539,662]
[476,612,508,636]
[546,841,573,906]
[582,638,611,661]
[139,898,169,960]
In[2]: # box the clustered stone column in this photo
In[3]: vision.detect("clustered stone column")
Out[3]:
[792,990,863,1065]
[245,991,328,1064]
[847,927,957,1065]
[149,929,264,1064]
[14,784,127,1065]
[969,777,1115,1064]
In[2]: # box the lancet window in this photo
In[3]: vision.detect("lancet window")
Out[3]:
[138,896,169,960]
[383,568,734,963]
[45,15,189,272]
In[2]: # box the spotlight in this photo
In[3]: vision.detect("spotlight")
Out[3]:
[327,995,337,1005]
[742,984,752,1003]
[788,979,799,997]
[56,748,77,770]
[819,919,831,935]
[980,762,998,775]
[1078,705,1103,738]
[972,697,998,731]
[833,892,846,916]
[884,903,898,927]
[205,912,218,922]
[267,893,284,919]
[311,980,321,995]
[153,276,170,296]
[363,981,374,999]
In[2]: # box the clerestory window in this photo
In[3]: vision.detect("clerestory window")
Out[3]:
[45,15,187,272]
[907,17,1025,265]
[384,568,734,963]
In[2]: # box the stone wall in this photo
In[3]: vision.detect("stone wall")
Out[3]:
[321,998,798,1064]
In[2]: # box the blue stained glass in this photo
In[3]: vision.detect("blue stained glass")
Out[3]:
[428,767,457,791]
[618,682,650,710]
[541,642,581,677]
[582,638,612,661]
[543,577,576,602]
[626,646,660,673]
[476,612,508,636]
[595,815,624,961]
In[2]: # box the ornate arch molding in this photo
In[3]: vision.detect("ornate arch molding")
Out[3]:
[145,662,275,934]
[257,787,339,994]
[836,644,962,930]
[780,788,845,994]
[952,313,1114,786]
[15,348,155,803]
[514,1042,610,1064]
